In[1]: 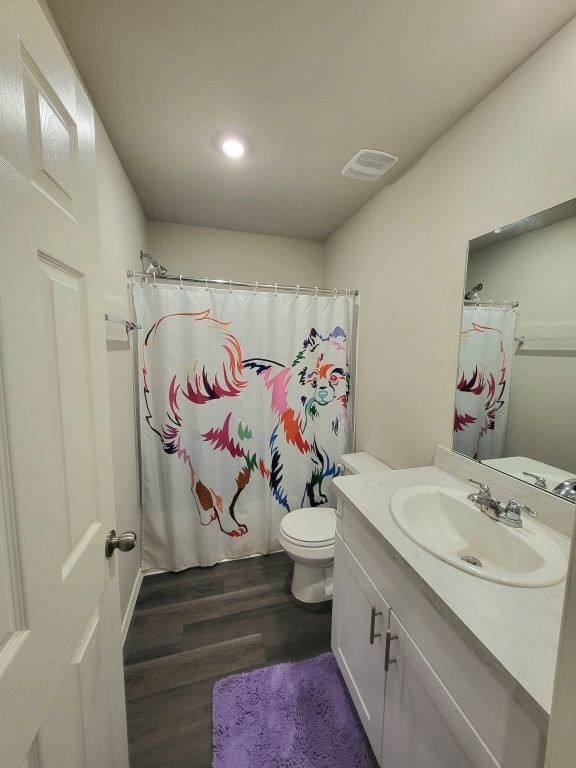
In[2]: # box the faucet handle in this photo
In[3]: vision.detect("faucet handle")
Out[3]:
[468,479,491,496]
[522,472,547,490]
[505,499,537,521]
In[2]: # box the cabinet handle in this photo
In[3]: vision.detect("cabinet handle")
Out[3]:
[369,607,382,645]
[384,629,398,671]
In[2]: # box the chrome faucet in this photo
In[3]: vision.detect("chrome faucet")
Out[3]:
[467,480,537,528]
[553,479,576,503]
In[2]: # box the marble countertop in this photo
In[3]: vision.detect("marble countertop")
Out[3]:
[333,465,569,718]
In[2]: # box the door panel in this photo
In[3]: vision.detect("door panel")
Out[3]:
[0,359,26,653]
[21,45,79,218]
[332,533,389,757]
[38,253,99,565]
[382,611,501,768]
[0,2,128,766]
[36,607,112,768]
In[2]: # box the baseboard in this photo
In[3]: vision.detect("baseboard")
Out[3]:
[121,569,143,646]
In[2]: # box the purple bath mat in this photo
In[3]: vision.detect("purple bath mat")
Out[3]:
[212,651,378,768]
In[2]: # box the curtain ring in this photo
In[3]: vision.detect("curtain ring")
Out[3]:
[296,284,300,298]
[314,286,318,300]
[488,299,493,310]
[333,288,337,299]
[179,275,183,290]
[254,281,259,295]
[205,276,209,291]
[274,282,278,297]
[229,278,232,294]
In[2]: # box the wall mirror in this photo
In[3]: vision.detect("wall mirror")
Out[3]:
[453,197,576,503]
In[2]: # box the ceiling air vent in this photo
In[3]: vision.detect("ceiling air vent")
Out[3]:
[340,149,399,181]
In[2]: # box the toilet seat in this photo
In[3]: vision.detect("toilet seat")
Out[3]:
[279,507,336,548]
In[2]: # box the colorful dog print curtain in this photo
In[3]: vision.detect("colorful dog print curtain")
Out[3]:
[133,282,356,571]
[454,305,518,461]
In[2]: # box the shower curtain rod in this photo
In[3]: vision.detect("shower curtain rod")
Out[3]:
[127,270,359,297]
[464,298,519,308]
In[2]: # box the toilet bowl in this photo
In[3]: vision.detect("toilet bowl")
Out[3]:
[278,507,336,603]
[279,452,392,603]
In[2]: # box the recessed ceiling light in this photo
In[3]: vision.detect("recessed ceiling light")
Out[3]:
[220,136,247,159]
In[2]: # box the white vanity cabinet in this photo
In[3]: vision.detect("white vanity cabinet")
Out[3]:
[382,611,500,768]
[331,535,390,756]
[332,516,543,768]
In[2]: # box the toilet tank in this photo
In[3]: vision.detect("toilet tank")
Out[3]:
[340,452,391,475]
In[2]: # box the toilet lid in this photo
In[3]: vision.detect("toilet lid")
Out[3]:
[280,507,336,546]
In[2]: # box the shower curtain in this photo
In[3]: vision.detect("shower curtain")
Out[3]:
[453,305,518,461]
[132,282,357,571]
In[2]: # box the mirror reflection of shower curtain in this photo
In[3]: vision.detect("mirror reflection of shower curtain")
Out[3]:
[453,305,518,461]
[132,283,357,572]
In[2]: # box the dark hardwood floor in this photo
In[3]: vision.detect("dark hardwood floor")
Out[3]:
[124,552,333,768]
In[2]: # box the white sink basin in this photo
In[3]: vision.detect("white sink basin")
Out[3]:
[390,486,567,587]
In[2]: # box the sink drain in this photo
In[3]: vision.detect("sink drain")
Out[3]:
[461,555,483,568]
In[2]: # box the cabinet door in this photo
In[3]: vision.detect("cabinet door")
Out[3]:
[332,533,390,758]
[382,612,501,768]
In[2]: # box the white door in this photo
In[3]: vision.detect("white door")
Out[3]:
[0,2,129,767]
[332,533,389,757]
[381,611,501,768]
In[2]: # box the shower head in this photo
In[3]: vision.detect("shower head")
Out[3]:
[140,250,168,276]
[464,283,483,300]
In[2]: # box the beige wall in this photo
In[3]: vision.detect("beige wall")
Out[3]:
[96,115,145,623]
[466,217,576,473]
[147,221,325,286]
[324,18,576,471]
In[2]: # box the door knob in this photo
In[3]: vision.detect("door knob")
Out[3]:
[105,529,137,558]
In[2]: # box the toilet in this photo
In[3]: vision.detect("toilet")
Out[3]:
[278,452,391,603]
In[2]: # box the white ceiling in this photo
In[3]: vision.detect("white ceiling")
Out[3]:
[46,0,576,240]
